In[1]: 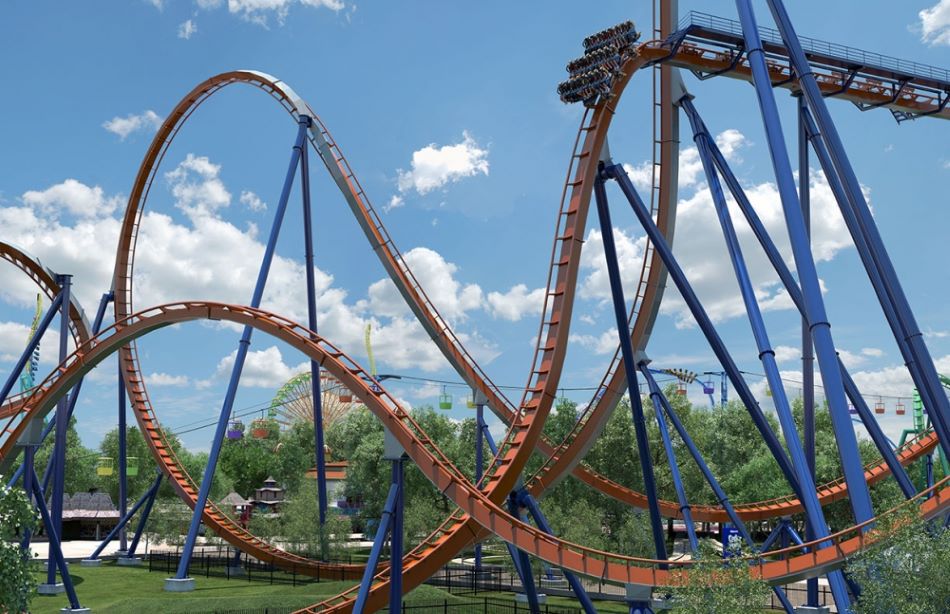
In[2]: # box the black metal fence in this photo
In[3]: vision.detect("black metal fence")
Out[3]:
[147,548,355,585]
[205,599,583,614]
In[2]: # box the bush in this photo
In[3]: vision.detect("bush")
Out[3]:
[0,480,39,613]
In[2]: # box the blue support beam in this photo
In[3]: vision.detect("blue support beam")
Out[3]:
[353,478,400,614]
[603,163,804,504]
[640,369,795,614]
[734,0,874,539]
[87,470,163,560]
[507,493,541,614]
[299,134,328,538]
[127,472,162,557]
[47,274,72,587]
[641,369,699,552]
[766,0,950,461]
[592,173,668,563]
[30,468,82,610]
[692,99,917,501]
[118,360,128,552]
[174,116,311,583]
[388,458,405,614]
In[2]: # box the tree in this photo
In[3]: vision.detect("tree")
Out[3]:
[32,416,97,495]
[848,509,950,614]
[0,481,38,613]
[665,541,771,613]
[218,421,314,498]
[97,425,155,506]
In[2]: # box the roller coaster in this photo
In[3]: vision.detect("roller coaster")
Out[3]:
[1,1,949,613]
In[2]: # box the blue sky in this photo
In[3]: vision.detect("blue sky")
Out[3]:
[1,0,948,454]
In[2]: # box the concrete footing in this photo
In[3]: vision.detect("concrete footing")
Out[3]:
[226,565,245,577]
[80,559,102,567]
[117,557,142,567]
[796,607,831,614]
[37,583,66,595]
[515,593,548,604]
[163,577,196,592]
[59,608,91,613]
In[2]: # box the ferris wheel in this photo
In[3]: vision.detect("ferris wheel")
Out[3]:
[267,370,357,430]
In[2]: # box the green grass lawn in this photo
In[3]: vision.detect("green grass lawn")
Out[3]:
[30,562,464,613]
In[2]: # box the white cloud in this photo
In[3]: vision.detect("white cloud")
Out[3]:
[919,0,950,46]
[145,372,191,386]
[578,226,647,302]
[396,131,489,196]
[22,179,122,218]
[166,154,231,217]
[145,0,164,9]
[486,284,545,322]
[239,190,267,212]
[225,0,344,27]
[384,195,404,213]
[0,320,64,366]
[773,345,800,364]
[569,330,617,356]
[208,345,308,388]
[102,110,163,140]
[178,19,198,39]
[861,347,884,358]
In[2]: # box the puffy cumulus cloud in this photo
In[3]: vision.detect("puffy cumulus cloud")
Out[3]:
[578,227,646,301]
[773,345,800,364]
[486,284,545,322]
[569,330,616,356]
[178,19,198,39]
[22,179,122,218]
[145,372,190,386]
[102,110,163,140]
[396,131,489,196]
[165,154,231,217]
[207,345,308,388]
[239,190,266,212]
[0,320,63,366]
[225,0,344,27]
[622,129,747,193]
[362,247,482,324]
[919,0,950,46]
[384,195,404,213]
[656,166,860,329]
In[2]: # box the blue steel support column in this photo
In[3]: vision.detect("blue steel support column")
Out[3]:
[87,471,163,560]
[118,362,128,552]
[47,274,71,587]
[519,492,597,614]
[127,471,163,557]
[353,478,399,613]
[474,399,485,570]
[640,369,796,614]
[173,116,310,584]
[609,155,853,609]
[767,0,950,460]
[31,469,81,609]
[799,94,820,610]
[641,365,698,552]
[686,100,856,607]
[699,108,916,500]
[387,457,405,614]
[19,443,36,550]
[604,164,803,501]
[734,0,874,535]
[593,172,668,562]
[507,493,541,614]
[299,124,328,533]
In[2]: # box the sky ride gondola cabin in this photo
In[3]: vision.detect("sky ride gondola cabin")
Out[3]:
[250,418,273,439]
[439,386,453,410]
[96,456,113,477]
[702,381,715,395]
[227,419,244,440]
[875,398,885,414]
[896,400,906,416]
[126,456,139,477]
[676,382,687,396]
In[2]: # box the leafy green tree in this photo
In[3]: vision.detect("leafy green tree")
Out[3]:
[97,425,155,505]
[665,541,771,613]
[0,480,38,613]
[33,416,97,495]
[218,421,318,498]
[848,510,950,614]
